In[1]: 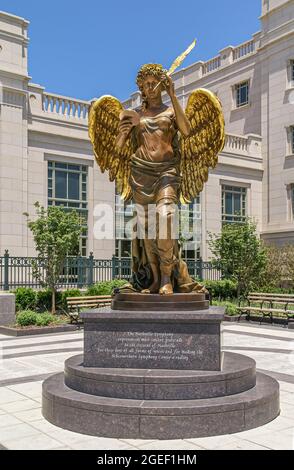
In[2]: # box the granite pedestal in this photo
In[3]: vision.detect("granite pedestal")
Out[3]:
[0,293,15,326]
[42,295,280,439]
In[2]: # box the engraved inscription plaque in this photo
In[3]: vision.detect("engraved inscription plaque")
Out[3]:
[82,312,223,370]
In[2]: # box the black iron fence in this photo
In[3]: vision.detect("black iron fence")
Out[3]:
[0,250,222,291]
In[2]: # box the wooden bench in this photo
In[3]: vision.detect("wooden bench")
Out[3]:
[66,295,112,323]
[236,292,294,326]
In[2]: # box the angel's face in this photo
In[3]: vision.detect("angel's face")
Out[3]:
[142,75,162,101]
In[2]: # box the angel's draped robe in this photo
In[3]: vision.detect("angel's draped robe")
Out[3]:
[128,107,203,293]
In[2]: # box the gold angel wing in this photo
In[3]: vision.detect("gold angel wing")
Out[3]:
[180,88,225,203]
[88,95,134,200]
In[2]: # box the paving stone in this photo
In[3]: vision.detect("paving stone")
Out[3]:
[7,382,43,398]
[138,439,205,450]
[0,413,23,428]
[244,429,294,450]
[0,423,40,441]
[0,388,24,404]
[214,439,270,450]
[12,407,43,423]
[70,438,136,450]
[185,435,242,450]
[2,433,65,450]
[0,398,40,413]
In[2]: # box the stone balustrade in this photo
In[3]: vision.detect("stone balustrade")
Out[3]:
[225,134,249,153]
[203,56,221,75]
[202,39,255,76]
[174,34,259,80]
[223,133,262,158]
[42,92,90,120]
[233,39,255,61]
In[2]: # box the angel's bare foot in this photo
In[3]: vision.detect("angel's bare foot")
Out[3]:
[159,274,173,295]
[141,281,160,294]
[159,284,173,295]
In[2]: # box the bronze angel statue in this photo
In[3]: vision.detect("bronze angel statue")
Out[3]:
[89,63,225,295]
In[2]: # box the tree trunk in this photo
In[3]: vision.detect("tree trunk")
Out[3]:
[237,283,241,299]
[51,288,56,314]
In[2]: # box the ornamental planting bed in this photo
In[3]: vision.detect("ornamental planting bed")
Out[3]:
[0,323,80,336]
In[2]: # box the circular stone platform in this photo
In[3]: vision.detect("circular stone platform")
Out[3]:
[42,368,279,439]
[111,292,209,311]
[64,352,256,400]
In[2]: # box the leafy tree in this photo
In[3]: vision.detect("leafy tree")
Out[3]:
[258,245,285,289]
[24,202,82,313]
[208,219,267,297]
[283,244,294,284]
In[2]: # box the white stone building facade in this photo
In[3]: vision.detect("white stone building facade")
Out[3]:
[0,0,293,261]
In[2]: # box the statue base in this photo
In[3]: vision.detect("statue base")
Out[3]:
[42,302,280,439]
[111,292,209,311]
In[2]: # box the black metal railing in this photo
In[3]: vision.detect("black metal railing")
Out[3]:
[0,251,222,290]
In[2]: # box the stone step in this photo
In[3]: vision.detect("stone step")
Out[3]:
[111,300,209,311]
[114,293,206,302]
[64,352,256,400]
[42,371,280,439]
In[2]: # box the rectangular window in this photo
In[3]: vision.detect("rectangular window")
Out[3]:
[291,60,294,82]
[290,184,294,222]
[236,81,249,108]
[292,127,294,154]
[222,185,247,224]
[48,162,88,256]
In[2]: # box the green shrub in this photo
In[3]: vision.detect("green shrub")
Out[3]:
[205,280,237,300]
[61,289,82,311]
[212,300,238,316]
[86,280,126,296]
[225,303,238,316]
[35,313,55,326]
[14,288,37,311]
[16,310,38,326]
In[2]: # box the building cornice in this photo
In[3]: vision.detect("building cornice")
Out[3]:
[43,152,94,166]
[261,227,294,235]
[258,28,294,52]
[211,162,263,179]
[28,118,89,139]
[0,29,29,45]
[259,0,294,19]
[0,10,29,26]
[0,68,31,81]
[1,84,28,95]
[220,152,263,166]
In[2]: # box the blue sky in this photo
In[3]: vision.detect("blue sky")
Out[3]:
[1,0,261,101]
